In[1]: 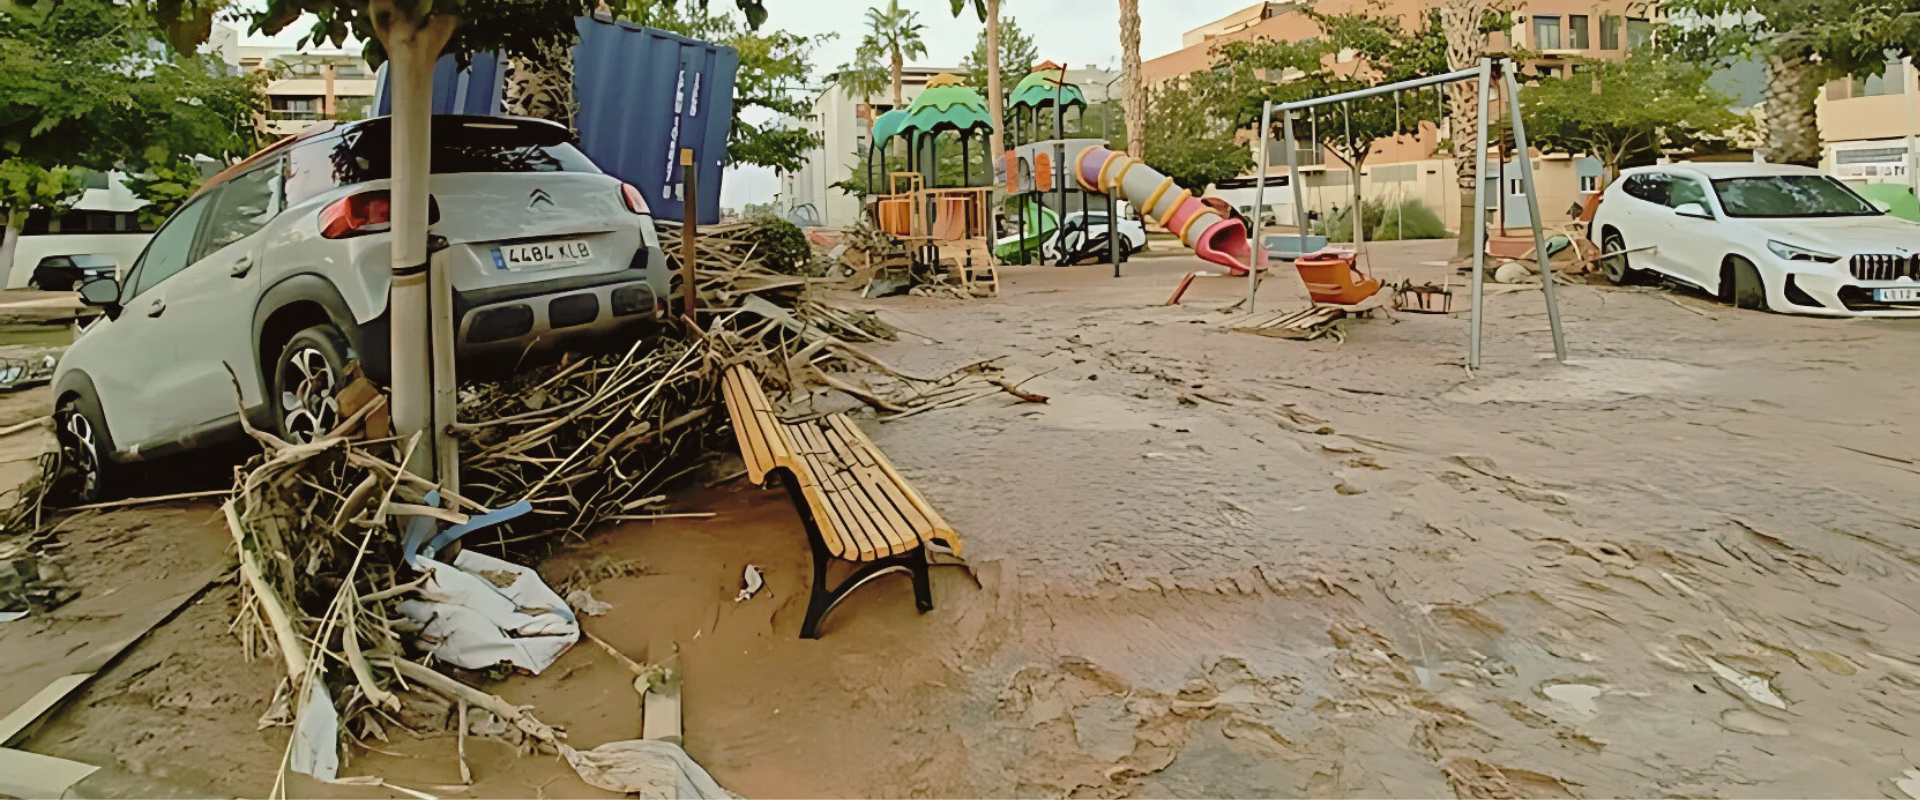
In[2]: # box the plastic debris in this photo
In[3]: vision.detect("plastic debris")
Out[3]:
[736,564,764,602]
[396,550,579,674]
[568,587,614,617]
[1702,656,1787,710]
[564,739,741,799]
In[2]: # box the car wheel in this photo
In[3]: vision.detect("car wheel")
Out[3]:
[1600,230,1636,285]
[1724,257,1769,310]
[56,394,117,503]
[27,277,42,291]
[273,325,351,444]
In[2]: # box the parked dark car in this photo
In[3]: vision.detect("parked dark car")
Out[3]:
[30,254,118,291]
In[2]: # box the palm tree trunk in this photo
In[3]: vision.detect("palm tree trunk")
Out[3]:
[891,47,905,107]
[0,217,20,286]
[985,0,1005,168]
[1118,0,1144,158]
[1765,54,1823,167]
[1441,0,1484,259]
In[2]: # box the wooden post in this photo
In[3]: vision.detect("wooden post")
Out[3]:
[679,148,697,328]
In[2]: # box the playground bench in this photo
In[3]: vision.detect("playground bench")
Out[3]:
[719,365,965,639]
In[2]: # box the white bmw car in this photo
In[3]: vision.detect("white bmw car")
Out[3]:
[1591,163,1920,317]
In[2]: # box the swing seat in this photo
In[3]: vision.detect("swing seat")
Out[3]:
[1295,250,1381,306]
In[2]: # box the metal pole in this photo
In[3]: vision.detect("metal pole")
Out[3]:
[1503,61,1568,363]
[680,148,698,327]
[1284,108,1309,243]
[1469,60,1491,368]
[963,133,971,187]
[1275,67,1486,112]
[1250,100,1272,313]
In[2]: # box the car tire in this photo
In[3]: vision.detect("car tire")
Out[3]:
[1600,230,1637,285]
[56,393,119,504]
[1725,257,1769,311]
[273,325,352,444]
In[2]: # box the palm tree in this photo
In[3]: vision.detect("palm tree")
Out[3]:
[952,0,1006,167]
[1118,0,1144,157]
[1440,0,1485,259]
[861,0,929,108]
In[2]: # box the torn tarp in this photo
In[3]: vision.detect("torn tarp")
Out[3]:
[564,739,742,799]
[395,492,576,674]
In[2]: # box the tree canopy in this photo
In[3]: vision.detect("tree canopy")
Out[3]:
[1141,73,1252,192]
[962,16,1036,116]
[0,0,263,227]
[1521,53,1746,177]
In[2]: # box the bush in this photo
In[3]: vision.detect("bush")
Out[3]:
[738,215,812,275]
[1314,199,1450,242]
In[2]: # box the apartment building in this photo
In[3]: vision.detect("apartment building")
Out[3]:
[215,37,377,138]
[1817,59,1919,188]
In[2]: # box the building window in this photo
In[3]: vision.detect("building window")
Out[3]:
[1509,178,1525,196]
[1533,15,1561,50]
[1579,174,1600,192]
[1599,15,1621,50]
[1626,18,1652,50]
[1569,15,1590,49]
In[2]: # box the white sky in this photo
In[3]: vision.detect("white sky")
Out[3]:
[239,0,1252,207]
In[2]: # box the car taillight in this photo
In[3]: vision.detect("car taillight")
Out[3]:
[319,191,439,238]
[621,183,651,215]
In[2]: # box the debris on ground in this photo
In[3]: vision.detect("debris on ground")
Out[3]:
[735,564,763,602]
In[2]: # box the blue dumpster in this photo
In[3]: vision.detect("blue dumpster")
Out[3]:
[375,16,738,224]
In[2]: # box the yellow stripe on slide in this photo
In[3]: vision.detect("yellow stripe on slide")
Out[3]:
[1111,160,1141,194]
[1157,189,1193,228]
[1140,177,1176,216]
[1178,211,1217,246]
[1098,153,1126,192]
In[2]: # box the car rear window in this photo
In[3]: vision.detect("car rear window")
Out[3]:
[70,254,116,269]
[286,117,601,204]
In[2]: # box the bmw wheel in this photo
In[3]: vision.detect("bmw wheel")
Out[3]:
[56,395,116,503]
[1600,230,1636,285]
[1724,257,1769,311]
[273,325,351,444]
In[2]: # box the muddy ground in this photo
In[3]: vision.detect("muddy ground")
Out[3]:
[6,241,1920,798]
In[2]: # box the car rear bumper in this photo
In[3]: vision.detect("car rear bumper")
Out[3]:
[353,248,667,383]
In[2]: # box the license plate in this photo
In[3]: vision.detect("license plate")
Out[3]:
[1872,287,1920,303]
[493,239,592,272]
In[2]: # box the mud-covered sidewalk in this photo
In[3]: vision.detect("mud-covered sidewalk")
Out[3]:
[8,241,1920,798]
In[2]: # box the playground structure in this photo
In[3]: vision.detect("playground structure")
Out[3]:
[862,74,1000,297]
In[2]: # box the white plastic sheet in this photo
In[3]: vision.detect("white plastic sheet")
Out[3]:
[564,739,741,799]
[397,550,579,674]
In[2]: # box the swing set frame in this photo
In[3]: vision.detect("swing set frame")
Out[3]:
[1250,57,1569,368]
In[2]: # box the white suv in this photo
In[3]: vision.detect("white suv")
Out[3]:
[54,115,669,500]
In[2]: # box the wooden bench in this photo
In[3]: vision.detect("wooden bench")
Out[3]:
[720,365,965,639]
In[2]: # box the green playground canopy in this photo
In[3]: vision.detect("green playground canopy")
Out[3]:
[897,74,995,140]
[1009,62,1086,111]
[869,109,908,146]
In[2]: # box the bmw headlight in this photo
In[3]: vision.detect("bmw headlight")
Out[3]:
[1767,240,1841,263]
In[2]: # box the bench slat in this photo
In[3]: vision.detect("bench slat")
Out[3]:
[721,371,777,483]
[818,420,931,542]
[792,422,898,559]
[723,366,852,558]
[829,415,964,557]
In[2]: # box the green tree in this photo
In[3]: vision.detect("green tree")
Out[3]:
[0,0,263,274]
[1659,0,1920,165]
[1522,53,1745,181]
[847,0,927,107]
[1142,76,1253,192]
[962,16,1036,120]
[612,0,833,173]
[0,162,87,271]
[121,161,207,229]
